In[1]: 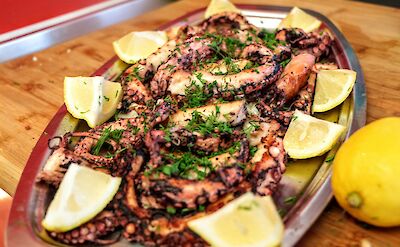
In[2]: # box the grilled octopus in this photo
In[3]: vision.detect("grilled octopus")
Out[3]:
[275,28,333,61]
[36,10,337,246]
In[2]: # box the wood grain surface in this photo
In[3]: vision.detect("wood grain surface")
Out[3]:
[0,0,399,246]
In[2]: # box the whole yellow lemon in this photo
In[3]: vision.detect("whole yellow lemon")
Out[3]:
[332,117,400,227]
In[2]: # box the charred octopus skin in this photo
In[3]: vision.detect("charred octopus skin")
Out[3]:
[275,28,333,61]
[36,11,336,246]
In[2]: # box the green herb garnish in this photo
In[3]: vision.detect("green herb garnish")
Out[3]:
[284,196,297,205]
[159,152,214,180]
[185,109,234,136]
[91,128,124,155]
[166,206,176,215]
[325,155,335,163]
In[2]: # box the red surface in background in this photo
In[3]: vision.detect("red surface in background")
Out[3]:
[0,190,12,247]
[0,0,107,34]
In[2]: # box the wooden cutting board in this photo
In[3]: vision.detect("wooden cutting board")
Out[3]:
[0,0,399,246]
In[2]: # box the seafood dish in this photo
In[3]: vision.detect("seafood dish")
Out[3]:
[36,10,341,246]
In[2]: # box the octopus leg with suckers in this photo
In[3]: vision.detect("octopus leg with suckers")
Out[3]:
[173,12,258,39]
[168,61,282,99]
[251,134,286,196]
[167,43,285,99]
[150,37,218,98]
[275,28,333,61]
[140,165,245,209]
[36,134,92,187]
[49,210,124,245]
[256,53,316,125]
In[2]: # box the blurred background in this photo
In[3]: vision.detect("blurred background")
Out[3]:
[0,0,174,63]
[0,0,398,63]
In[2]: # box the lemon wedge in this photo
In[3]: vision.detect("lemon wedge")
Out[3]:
[283,110,346,159]
[188,192,283,247]
[278,7,322,32]
[113,31,167,64]
[64,76,122,128]
[42,164,121,232]
[205,0,241,19]
[312,69,357,113]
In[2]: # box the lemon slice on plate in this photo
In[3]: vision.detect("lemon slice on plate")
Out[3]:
[283,110,346,159]
[42,164,121,232]
[278,7,322,32]
[64,76,122,128]
[113,31,167,64]
[312,69,357,113]
[205,0,241,18]
[188,192,284,247]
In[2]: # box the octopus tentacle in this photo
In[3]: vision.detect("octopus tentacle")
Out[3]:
[124,152,151,219]
[180,12,257,38]
[250,120,286,195]
[73,132,118,166]
[257,67,316,126]
[37,134,91,187]
[168,62,282,98]
[150,37,216,98]
[275,28,333,61]
[273,53,316,105]
[49,210,124,245]
[142,165,245,209]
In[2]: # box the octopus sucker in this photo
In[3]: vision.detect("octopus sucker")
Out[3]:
[37,10,337,246]
[37,134,95,187]
[49,209,124,245]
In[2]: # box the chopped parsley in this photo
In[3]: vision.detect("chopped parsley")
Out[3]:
[325,155,335,163]
[183,73,215,109]
[237,200,259,210]
[166,206,176,215]
[206,141,241,159]
[165,64,176,72]
[249,146,258,157]
[91,127,124,155]
[178,205,205,215]
[213,57,242,75]
[159,152,214,180]
[185,109,234,136]
[243,121,260,137]
[126,66,143,82]
[79,110,90,114]
[284,196,297,205]
[280,58,291,67]
[258,29,286,50]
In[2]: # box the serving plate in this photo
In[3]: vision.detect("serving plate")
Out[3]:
[7,4,366,247]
